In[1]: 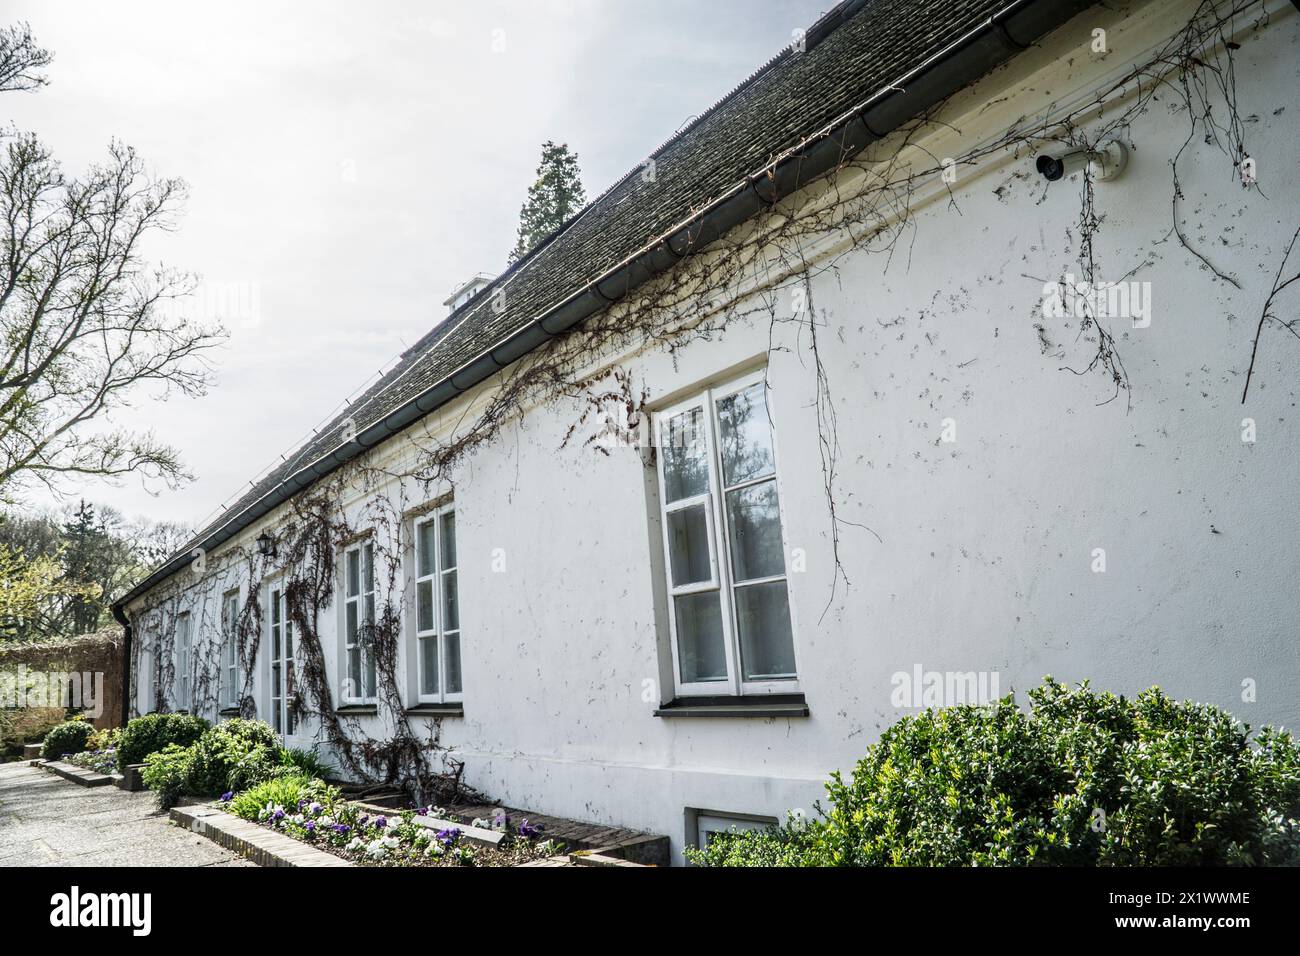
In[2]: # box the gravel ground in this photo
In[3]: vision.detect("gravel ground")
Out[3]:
[0,761,254,867]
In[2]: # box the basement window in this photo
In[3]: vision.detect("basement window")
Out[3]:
[343,540,377,703]
[412,505,462,705]
[654,370,798,698]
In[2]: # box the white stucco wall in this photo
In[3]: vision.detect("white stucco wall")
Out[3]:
[129,0,1300,863]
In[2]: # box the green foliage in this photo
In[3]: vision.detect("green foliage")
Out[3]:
[184,720,282,797]
[508,140,586,263]
[139,718,292,807]
[41,718,93,760]
[280,746,334,779]
[141,743,193,809]
[229,774,314,822]
[117,712,209,770]
[689,679,1300,867]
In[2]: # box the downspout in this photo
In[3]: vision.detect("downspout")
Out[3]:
[111,601,132,727]
[113,0,1094,608]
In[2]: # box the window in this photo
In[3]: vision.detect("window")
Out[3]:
[269,585,296,734]
[414,506,461,703]
[343,540,377,702]
[175,612,192,711]
[695,811,778,851]
[655,371,797,696]
[221,590,241,710]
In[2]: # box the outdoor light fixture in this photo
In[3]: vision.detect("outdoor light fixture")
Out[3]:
[256,530,276,559]
[1035,140,1128,183]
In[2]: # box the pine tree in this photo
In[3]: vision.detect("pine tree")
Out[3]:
[508,141,587,264]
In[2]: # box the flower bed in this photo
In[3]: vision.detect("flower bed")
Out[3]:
[64,747,119,775]
[226,776,565,867]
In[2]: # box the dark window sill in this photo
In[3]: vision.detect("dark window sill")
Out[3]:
[405,702,464,717]
[654,693,808,719]
[335,703,379,716]
[217,707,241,717]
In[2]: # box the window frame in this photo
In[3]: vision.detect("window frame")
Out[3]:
[654,369,798,698]
[412,505,462,705]
[267,583,297,735]
[342,539,378,704]
[220,589,241,711]
[174,611,192,712]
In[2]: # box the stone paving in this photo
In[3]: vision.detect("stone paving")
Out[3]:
[0,761,254,867]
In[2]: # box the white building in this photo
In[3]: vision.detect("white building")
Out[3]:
[115,0,1300,863]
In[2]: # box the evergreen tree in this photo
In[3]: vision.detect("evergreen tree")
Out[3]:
[508,141,587,264]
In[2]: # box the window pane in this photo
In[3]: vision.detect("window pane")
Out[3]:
[440,511,457,568]
[345,602,357,642]
[666,504,711,587]
[363,594,375,628]
[734,581,796,680]
[271,622,281,659]
[673,591,727,683]
[725,480,785,581]
[362,543,373,590]
[346,550,359,597]
[417,579,434,633]
[417,520,436,577]
[661,407,709,502]
[441,571,459,631]
[716,383,775,487]
[364,652,376,699]
[272,664,281,697]
[347,648,360,695]
[420,634,439,695]
[445,632,462,694]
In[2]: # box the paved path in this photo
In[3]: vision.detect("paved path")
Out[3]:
[0,761,254,867]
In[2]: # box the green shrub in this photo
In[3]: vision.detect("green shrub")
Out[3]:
[689,679,1300,867]
[185,721,282,798]
[229,775,314,822]
[117,713,209,770]
[139,718,287,807]
[141,744,194,810]
[42,720,94,760]
[280,747,334,780]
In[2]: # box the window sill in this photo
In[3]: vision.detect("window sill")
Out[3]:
[335,703,379,716]
[405,702,464,717]
[217,707,241,718]
[654,693,808,719]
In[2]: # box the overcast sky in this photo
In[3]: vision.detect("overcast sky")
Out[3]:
[6,0,827,528]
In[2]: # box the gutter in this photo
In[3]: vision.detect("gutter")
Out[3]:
[112,600,132,726]
[113,0,1093,614]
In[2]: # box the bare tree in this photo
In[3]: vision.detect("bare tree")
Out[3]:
[0,24,224,501]
[0,22,51,94]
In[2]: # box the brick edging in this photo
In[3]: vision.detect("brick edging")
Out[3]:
[39,760,121,788]
[170,805,354,867]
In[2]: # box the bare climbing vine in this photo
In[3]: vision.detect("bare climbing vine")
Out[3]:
[129,0,1292,801]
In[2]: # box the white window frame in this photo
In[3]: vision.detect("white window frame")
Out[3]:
[412,505,462,705]
[342,539,377,704]
[268,584,297,735]
[220,590,241,710]
[174,611,192,712]
[655,370,798,698]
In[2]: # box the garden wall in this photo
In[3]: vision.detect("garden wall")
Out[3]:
[0,628,126,747]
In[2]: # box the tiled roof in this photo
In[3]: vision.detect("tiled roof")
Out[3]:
[133,0,1050,593]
